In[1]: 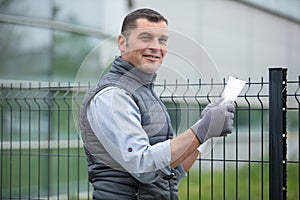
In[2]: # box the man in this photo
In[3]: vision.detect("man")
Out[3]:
[80,8,234,200]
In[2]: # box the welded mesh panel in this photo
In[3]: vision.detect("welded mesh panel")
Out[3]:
[0,76,299,199]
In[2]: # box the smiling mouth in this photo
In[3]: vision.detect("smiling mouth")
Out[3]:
[143,55,160,60]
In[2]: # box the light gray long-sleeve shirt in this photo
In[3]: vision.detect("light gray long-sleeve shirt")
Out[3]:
[87,86,186,183]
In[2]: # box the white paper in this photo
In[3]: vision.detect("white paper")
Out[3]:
[222,76,246,103]
[197,76,246,155]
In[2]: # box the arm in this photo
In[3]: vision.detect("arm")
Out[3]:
[87,87,172,183]
[182,148,199,172]
[170,129,200,169]
[88,87,234,180]
[170,99,235,170]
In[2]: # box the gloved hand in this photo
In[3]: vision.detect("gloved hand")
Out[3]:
[200,97,224,119]
[190,100,235,144]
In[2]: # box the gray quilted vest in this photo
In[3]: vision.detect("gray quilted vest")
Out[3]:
[80,57,179,200]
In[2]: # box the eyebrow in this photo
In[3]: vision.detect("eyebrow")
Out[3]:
[138,32,153,38]
[138,31,168,39]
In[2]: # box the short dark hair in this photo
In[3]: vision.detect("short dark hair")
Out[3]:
[121,8,168,35]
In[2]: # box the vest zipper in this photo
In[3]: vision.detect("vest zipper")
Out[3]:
[169,179,173,200]
[135,183,140,200]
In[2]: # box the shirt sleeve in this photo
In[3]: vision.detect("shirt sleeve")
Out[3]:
[86,86,173,183]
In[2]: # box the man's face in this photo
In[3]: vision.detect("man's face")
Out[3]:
[118,18,168,73]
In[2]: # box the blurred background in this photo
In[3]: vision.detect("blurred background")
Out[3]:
[0,0,299,83]
[0,1,300,199]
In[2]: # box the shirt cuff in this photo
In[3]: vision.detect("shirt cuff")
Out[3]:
[174,163,187,182]
[150,139,171,171]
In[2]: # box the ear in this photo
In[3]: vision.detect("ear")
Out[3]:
[118,34,126,53]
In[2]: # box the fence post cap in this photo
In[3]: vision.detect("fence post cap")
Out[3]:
[268,66,288,71]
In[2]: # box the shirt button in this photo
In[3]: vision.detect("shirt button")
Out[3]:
[128,147,133,152]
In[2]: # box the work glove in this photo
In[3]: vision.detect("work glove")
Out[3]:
[190,100,235,144]
[200,97,224,119]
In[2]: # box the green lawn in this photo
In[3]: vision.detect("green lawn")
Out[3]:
[2,148,299,199]
[178,163,299,200]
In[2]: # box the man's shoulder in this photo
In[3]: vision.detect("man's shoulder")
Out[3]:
[94,86,131,100]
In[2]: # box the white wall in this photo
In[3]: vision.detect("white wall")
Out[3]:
[131,0,300,82]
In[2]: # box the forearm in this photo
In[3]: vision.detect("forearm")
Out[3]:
[181,149,199,172]
[170,128,200,168]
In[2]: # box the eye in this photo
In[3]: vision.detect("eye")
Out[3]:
[138,32,154,42]
[159,37,168,45]
[141,36,151,42]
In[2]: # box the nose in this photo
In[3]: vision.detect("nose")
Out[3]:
[148,38,162,50]
[147,39,167,55]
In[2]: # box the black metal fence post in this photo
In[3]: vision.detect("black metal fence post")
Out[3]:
[269,67,287,200]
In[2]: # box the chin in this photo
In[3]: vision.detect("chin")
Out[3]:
[140,63,160,74]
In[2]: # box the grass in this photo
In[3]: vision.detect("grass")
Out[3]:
[2,148,298,199]
[178,162,299,200]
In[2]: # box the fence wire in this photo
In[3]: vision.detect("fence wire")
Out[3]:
[0,76,299,200]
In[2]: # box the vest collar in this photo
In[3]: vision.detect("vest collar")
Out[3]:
[111,56,157,86]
